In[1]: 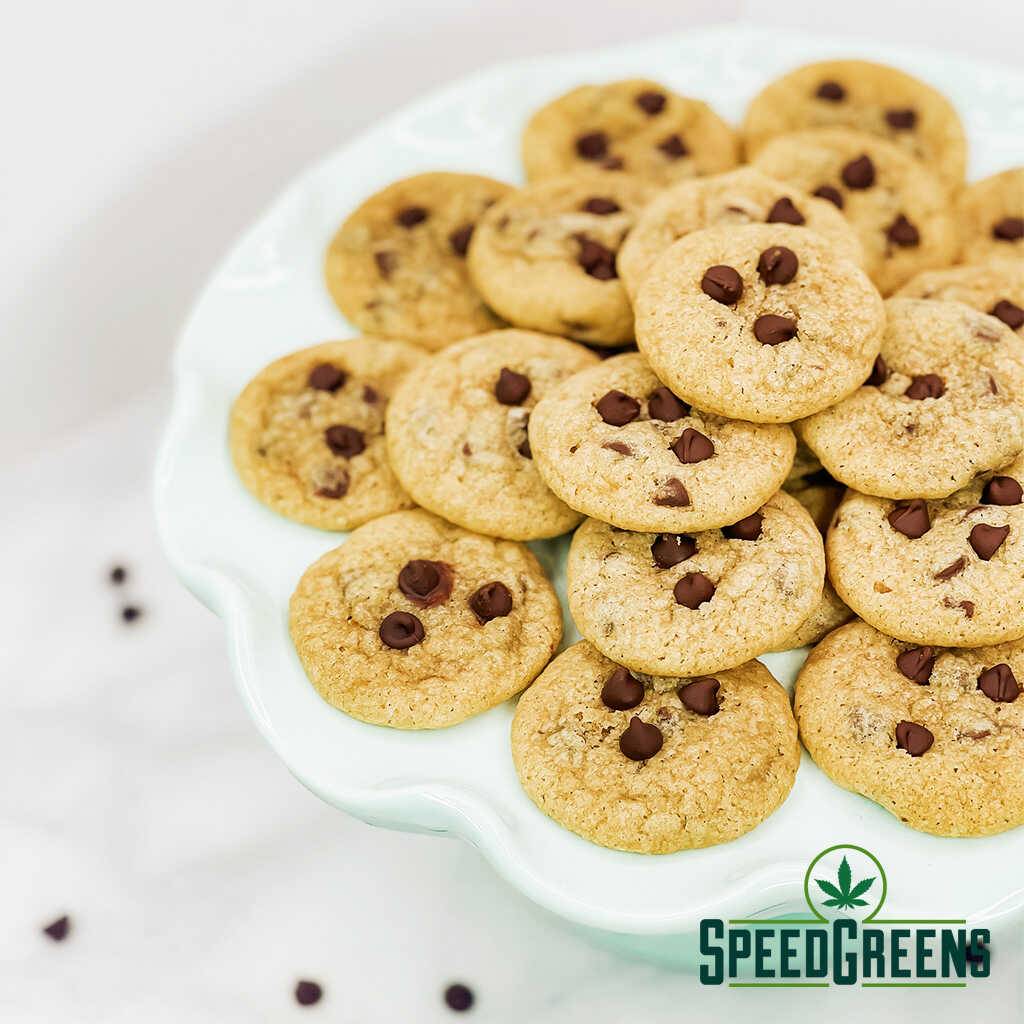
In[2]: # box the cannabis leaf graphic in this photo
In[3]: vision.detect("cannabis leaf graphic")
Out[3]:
[814,856,875,910]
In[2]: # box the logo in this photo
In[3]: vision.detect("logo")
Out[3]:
[699,845,989,988]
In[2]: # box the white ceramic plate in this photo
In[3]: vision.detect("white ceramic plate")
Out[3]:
[155,24,1024,936]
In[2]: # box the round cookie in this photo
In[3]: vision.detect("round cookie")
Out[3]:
[229,338,427,530]
[324,172,513,350]
[385,330,598,540]
[567,491,825,676]
[289,509,562,729]
[634,223,884,423]
[799,298,1024,500]
[956,168,1024,265]
[521,78,739,187]
[896,261,1024,335]
[826,454,1024,648]
[752,128,959,295]
[529,352,796,532]
[795,620,1024,837]
[618,167,863,300]
[466,173,657,345]
[512,641,799,852]
[742,60,967,193]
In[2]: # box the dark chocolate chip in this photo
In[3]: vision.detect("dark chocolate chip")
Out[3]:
[582,197,621,215]
[753,314,797,345]
[324,424,366,457]
[993,217,1024,241]
[308,363,346,392]
[895,720,933,756]
[969,523,1010,560]
[444,984,474,1012]
[888,500,931,538]
[362,384,379,403]
[723,511,763,541]
[395,206,428,228]
[905,374,945,400]
[469,581,513,623]
[576,131,609,160]
[982,476,1023,505]
[978,663,1020,703]
[700,265,743,304]
[816,80,846,101]
[601,666,645,710]
[647,386,689,421]
[619,716,663,760]
[42,916,70,942]
[886,214,920,247]
[766,197,805,225]
[398,560,453,608]
[575,235,617,280]
[635,90,667,115]
[991,300,1024,331]
[379,611,424,649]
[813,185,844,209]
[841,154,876,189]
[934,556,966,580]
[495,367,531,405]
[374,250,397,277]
[449,224,474,257]
[674,572,715,609]
[959,600,976,618]
[678,676,720,716]
[866,355,890,386]
[885,108,917,130]
[651,533,697,568]
[653,478,690,507]
[602,440,632,455]
[315,471,349,499]
[595,389,640,426]
[897,646,936,683]
[121,605,142,623]
[757,245,799,285]
[657,134,688,159]
[295,981,323,1007]
[109,565,127,585]
[671,427,714,464]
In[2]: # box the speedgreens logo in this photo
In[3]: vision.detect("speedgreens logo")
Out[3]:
[700,845,989,988]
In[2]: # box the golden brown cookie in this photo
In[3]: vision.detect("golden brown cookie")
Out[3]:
[956,168,1024,264]
[896,261,1024,335]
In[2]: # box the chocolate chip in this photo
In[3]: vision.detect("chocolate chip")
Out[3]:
[308,363,346,391]
[866,355,890,386]
[885,108,917,130]
[109,565,127,585]
[395,206,428,228]
[582,196,621,215]
[813,185,844,209]
[653,478,690,507]
[449,224,474,257]
[700,265,743,304]
[886,214,920,247]
[757,245,799,285]
[635,90,666,115]
[619,716,663,760]
[905,374,945,400]
[674,572,715,609]
[43,916,70,942]
[978,663,1020,703]
[398,560,453,608]
[469,581,513,623]
[895,720,933,756]
[379,611,424,649]
[601,155,624,171]
[576,131,609,160]
[753,314,797,345]
[121,605,142,623]
[657,134,688,159]
[324,424,366,457]
[295,981,323,1006]
[595,389,640,426]
[679,676,720,716]
[993,217,1024,241]
[362,384,379,403]
[897,646,936,683]
[888,500,931,538]
[982,476,1023,505]
[517,436,532,459]
[602,440,632,455]
[991,299,1024,331]
[671,427,714,464]
[315,470,349,499]
[959,600,976,618]
[374,250,397,278]
[601,666,645,710]
[766,197,805,225]
[647,386,688,421]
[651,533,697,568]
[444,984,474,1012]
[841,154,876,189]
[575,235,617,280]
[934,556,966,580]
[723,511,763,541]
[816,80,846,101]
[495,367,531,405]
[969,523,1010,560]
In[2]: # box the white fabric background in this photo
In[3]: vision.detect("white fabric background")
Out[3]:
[2,2,1023,1020]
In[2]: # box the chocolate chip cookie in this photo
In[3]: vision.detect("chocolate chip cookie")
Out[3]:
[385,330,598,540]
[799,298,1024,500]
[742,60,967,193]
[956,167,1024,265]
[634,223,884,423]
[795,620,1024,836]
[567,491,825,676]
[466,173,656,345]
[522,78,739,187]
[617,167,863,300]
[511,640,799,852]
[324,172,513,349]
[289,509,562,728]
[752,128,959,295]
[229,338,427,530]
[529,352,795,532]
[896,261,1024,334]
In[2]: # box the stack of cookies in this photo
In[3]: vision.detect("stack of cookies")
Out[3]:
[229,62,1024,855]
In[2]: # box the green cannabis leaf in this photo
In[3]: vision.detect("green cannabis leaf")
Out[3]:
[814,856,875,910]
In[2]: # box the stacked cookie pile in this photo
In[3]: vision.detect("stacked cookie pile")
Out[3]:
[229,62,1024,854]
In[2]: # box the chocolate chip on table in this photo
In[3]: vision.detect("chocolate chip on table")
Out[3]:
[969,523,1010,560]
[888,499,931,538]
[495,367,531,405]
[896,646,936,683]
[993,217,1024,241]
[581,197,621,215]
[671,427,714,464]
[109,565,127,585]
[700,265,743,305]
[885,108,918,130]
[121,605,142,623]
[905,374,945,400]
[398,560,453,608]
[448,224,474,257]
[575,235,617,280]
[619,716,664,760]
[757,245,799,285]
[444,983,475,1012]
[866,355,890,386]
[753,314,797,346]
[42,915,71,942]
[635,89,666,115]
[469,581,513,623]
[816,80,846,101]
[812,185,844,209]
[651,533,697,568]
[895,720,934,756]
[657,134,688,159]
[308,363,346,392]
[601,666,645,710]
[674,572,715,609]
[374,250,397,278]
[978,663,1021,703]
[294,980,323,1007]
[576,131,609,160]
[991,300,1024,331]
[679,676,720,716]
[324,424,366,457]
[723,511,763,541]
[841,154,876,189]
[982,476,1023,505]
[595,389,640,426]
[652,478,690,507]
[395,206,429,228]
[934,556,966,580]
[647,386,689,421]
[379,611,425,649]
[766,196,805,225]
[886,214,920,247]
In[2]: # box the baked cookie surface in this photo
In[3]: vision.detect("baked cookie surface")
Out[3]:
[385,330,598,540]
[325,172,513,349]
[289,510,562,728]
[634,223,884,423]
[896,261,1024,335]
[795,620,1024,836]
[566,491,825,676]
[512,640,799,852]
[229,338,427,530]
[956,168,1024,265]
[529,352,795,532]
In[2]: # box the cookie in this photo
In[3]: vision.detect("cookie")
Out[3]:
[752,128,959,294]
[799,298,1024,500]
[324,172,513,350]
[896,261,1024,334]
[466,173,656,345]
[529,352,795,532]
[795,620,1024,836]
[634,223,884,423]
[229,338,428,530]
[566,491,825,676]
[385,330,598,540]
[511,640,799,852]
[289,510,562,728]
[956,168,1024,265]
[742,60,967,193]
[617,167,863,300]
[521,79,739,187]
[826,454,1024,648]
